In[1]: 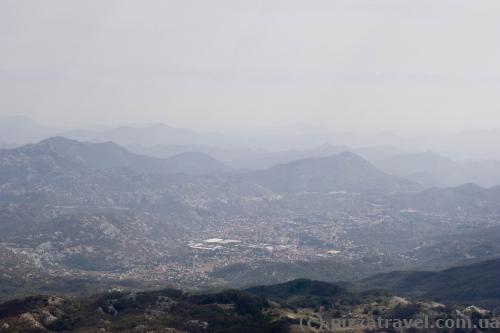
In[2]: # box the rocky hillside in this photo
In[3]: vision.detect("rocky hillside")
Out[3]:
[1,278,498,333]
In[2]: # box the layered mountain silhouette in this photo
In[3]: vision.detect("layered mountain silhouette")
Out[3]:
[375,151,500,188]
[0,137,230,183]
[246,152,422,194]
[392,183,500,213]
[0,138,423,195]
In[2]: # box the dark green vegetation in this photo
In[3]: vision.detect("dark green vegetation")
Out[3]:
[210,257,403,287]
[357,258,500,308]
[246,279,357,309]
[245,258,500,310]
[247,279,347,299]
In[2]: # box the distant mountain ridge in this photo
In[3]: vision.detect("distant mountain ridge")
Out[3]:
[228,143,350,170]
[246,152,422,194]
[375,151,500,188]
[391,183,500,213]
[64,123,244,148]
[0,137,230,183]
[0,137,423,195]
[129,143,259,162]
[120,141,500,189]
[0,116,58,144]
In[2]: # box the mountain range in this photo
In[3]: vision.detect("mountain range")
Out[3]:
[4,117,500,189]
[247,152,421,194]
[1,136,500,309]
[0,137,229,182]
[6,116,500,160]
[0,137,422,196]
[390,183,500,214]
[374,151,500,188]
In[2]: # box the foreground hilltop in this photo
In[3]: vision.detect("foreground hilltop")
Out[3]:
[1,277,498,333]
[2,259,500,332]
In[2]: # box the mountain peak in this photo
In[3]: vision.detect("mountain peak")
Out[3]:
[249,152,420,194]
[36,136,126,153]
[38,136,81,146]
[337,151,368,161]
[8,138,229,176]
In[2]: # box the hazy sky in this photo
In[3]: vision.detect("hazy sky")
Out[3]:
[1,0,500,133]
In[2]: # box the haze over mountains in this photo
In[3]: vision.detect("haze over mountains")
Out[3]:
[374,151,500,188]
[0,118,500,298]
[1,134,500,299]
[3,116,500,188]
[1,119,500,292]
[247,152,421,194]
[0,137,230,183]
[4,1,500,330]
[4,115,500,157]
[1,120,500,333]
[0,137,421,198]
